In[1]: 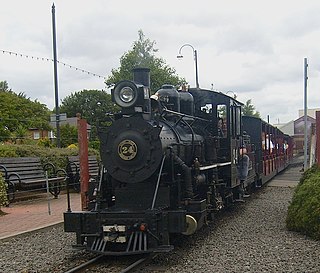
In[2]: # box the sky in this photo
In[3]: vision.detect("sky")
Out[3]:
[1,0,320,124]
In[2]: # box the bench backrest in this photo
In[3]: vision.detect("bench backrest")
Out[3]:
[0,157,45,183]
[67,155,99,177]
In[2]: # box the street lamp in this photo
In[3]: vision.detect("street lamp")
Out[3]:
[226,91,237,99]
[177,44,199,89]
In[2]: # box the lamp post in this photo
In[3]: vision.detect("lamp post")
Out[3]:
[177,44,199,88]
[226,91,237,99]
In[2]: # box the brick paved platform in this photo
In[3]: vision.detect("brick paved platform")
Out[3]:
[0,193,81,240]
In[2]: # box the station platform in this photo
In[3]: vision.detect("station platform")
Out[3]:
[267,156,303,188]
[0,192,81,240]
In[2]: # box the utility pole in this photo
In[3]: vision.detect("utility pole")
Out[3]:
[303,58,308,170]
[52,3,61,148]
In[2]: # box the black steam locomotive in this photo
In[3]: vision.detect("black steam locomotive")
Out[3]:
[64,68,293,255]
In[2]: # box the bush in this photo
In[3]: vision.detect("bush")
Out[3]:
[0,173,8,209]
[37,137,53,148]
[0,144,99,170]
[0,144,18,157]
[89,140,100,150]
[286,165,320,240]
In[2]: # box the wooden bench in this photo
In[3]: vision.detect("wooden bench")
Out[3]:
[0,157,67,202]
[66,155,100,191]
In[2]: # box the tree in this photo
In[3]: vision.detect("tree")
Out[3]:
[12,125,28,144]
[0,83,51,142]
[0,81,9,92]
[105,30,186,92]
[59,124,78,148]
[242,99,260,118]
[60,89,118,127]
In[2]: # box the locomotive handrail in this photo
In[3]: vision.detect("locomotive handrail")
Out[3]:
[162,108,207,159]
[161,119,182,143]
[151,154,166,210]
[180,118,196,158]
[94,165,106,211]
[162,108,209,122]
[199,162,231,171]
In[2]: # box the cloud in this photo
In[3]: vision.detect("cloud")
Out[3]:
[1,0,320,123]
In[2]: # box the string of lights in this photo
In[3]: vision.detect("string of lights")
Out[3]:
[1,49,106,80]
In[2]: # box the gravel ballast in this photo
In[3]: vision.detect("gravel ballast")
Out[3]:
[1,184,319,272]
[154,186,320,273]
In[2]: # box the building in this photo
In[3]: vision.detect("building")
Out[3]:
[28,116,91,141]
[49,116,91,140]
[298,108,320,119]
[28,128,52,140]
[274,110,317,155]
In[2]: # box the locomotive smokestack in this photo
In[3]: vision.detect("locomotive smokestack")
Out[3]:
[133,68,150,87]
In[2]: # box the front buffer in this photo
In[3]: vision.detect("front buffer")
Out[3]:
[64,209,187,256]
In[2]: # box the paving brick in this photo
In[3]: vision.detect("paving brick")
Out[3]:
[0,193,81,240]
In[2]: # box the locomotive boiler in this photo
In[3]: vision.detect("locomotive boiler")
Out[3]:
[64,68,292,256]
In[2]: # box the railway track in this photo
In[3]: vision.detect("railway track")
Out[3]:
[62,253,157,273]
[63,255,104,273]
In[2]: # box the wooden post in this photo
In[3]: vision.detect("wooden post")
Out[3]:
[316,111,320,167]
[77,113,89,210]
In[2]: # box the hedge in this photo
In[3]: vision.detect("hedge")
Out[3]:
[0,144,99,171]
[0,173,8,209]
[286,165,320,240]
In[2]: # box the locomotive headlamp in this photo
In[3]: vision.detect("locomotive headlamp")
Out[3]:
[119,86,135,103]
[112,81,139,108]
[112,80,151,114]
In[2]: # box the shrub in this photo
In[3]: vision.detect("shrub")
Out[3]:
[67,144,78,149]
[0,173,8,209]
[0,144,18,157]
[37,137,53,148]
[0,144,99,170]
[89,140,100,150]
[286,165,320,240]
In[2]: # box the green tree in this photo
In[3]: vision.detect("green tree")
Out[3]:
[105,30,186,92]
[242,99,260,118]
[59,89,118,128]
[12,125,28,144]
[0,81,9,92]
[0,83,51,142]
[59,124,78,148]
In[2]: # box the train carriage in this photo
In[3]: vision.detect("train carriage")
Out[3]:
[243,116,293,185]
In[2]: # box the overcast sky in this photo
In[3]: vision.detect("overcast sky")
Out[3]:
[1,0,320,124]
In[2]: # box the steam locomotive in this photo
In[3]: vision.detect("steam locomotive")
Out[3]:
[64,68,293,255]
